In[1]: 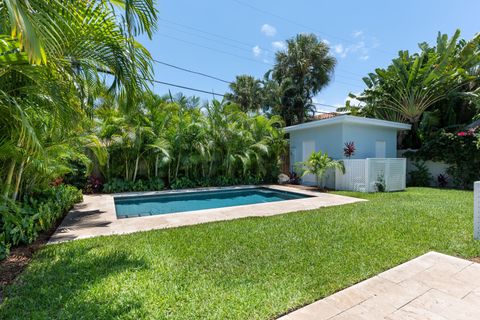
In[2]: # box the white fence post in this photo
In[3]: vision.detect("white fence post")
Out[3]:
[475,182,480,240]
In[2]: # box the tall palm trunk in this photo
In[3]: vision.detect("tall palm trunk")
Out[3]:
[12,159,25,200]
[155,154,159,177]
[175,151,181,179]
[3,160,16,198]
[133,155,140,182]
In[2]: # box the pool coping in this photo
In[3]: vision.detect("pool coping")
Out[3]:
[49,185,366,243]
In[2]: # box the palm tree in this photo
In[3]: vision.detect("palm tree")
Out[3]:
[0,0,157,198]
[271,33,336,124]
[225,75,264,113]
[298,151,345,189]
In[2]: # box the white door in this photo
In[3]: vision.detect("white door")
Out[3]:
[302,141,316,184]
[375,140,386,158]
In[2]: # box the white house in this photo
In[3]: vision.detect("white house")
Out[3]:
[285,115,411,191]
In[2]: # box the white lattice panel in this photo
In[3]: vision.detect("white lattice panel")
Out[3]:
[335,158,407,193]
[367,159,386,192]
[335,160,366,191]
[475,182,480,240]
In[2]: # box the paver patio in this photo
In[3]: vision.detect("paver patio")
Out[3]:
[49,185,364,243]
[279,251,480,320]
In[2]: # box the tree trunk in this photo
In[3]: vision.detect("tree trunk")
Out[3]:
[4,160,16,198]
[175,152,181,180]
[133,156,140,182]
[12,159,25,201]
[125,158,129,180]
[155,155,159,177]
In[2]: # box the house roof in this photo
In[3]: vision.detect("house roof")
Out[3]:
[284,115,411,133]
[313,112,340,120]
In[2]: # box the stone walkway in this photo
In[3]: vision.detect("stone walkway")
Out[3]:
[280,252,480,320]
[50,185,364,243]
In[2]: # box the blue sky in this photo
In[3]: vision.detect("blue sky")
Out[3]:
[138,0,479,112]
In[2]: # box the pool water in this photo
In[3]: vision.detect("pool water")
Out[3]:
[114,187,311,218]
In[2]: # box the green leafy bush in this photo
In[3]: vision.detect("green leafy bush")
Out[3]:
[408,162,433,187]
[413,130,480,189]
[103,178,165,193]
[169,176,263,190]
[0,185,82,260]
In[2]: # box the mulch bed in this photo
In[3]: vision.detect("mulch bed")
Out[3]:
[470,257,480,264]
[0,222,61,304]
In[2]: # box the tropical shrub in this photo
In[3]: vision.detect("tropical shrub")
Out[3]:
[343,141,356,158]
[296,151,345,188]
[103,178,165,193]
[375,173,386,192]
[412,130,480,188]
[437,174,448,188]
[0,185,82,260]
[408,162,433,187]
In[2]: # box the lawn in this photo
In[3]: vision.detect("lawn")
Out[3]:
[1,188,479,319]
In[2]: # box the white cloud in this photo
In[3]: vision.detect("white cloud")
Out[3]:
[352,30,363,38]
[334,44,347,58]
[261,24,277,37]
[332,31,380,60]
[272,41,286,51]
[322,39,330,46]
[252,45,262,57]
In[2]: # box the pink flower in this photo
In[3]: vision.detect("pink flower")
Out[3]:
[457,132,467,137]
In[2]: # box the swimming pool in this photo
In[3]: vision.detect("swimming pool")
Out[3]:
[114,187,311,218]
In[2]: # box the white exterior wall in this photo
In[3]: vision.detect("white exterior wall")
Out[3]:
[289,124,342,188]
[342,123,398,158]
[398,150,451,187]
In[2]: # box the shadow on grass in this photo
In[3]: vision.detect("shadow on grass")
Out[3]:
[1,243,149,319]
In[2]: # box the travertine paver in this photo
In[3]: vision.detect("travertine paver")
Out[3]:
[279,252,480,320]
[49,185,364,243]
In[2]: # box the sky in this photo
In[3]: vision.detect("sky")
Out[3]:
[138,0,479,113]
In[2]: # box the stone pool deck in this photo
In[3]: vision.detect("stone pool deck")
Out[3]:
[49,185,364,243]
[279,251,480,320]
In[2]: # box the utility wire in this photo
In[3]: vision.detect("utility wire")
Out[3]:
[158,33,270,66]
[159,18,255,49]
[158,23,259,55]
[148,79,347,114]
[159,19,369,80]
[230,0,394,56]
[153,59,233,84]
[149,78,226,97]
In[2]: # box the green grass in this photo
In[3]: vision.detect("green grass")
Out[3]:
[1,188,479,319]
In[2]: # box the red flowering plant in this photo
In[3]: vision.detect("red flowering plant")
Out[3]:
[343,141,356,158]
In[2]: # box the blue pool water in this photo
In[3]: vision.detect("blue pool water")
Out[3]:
[114,187,311,218]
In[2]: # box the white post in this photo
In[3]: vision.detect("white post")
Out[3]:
[475,182,480,240]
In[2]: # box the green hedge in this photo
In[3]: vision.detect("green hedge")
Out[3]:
[0,185,83,260]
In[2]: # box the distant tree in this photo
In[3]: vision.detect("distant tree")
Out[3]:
[269,33,336,125]
[225,75,263,112]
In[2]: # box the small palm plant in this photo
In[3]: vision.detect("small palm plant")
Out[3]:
[297,151,345,189]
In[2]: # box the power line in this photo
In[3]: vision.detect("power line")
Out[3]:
[158,23,259,55]
[158,19,369,81]
[150,79,226,97]
[153,59,232,84]
[159,18,255,49]
[157,33,270,66]
[230,0,394,56]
